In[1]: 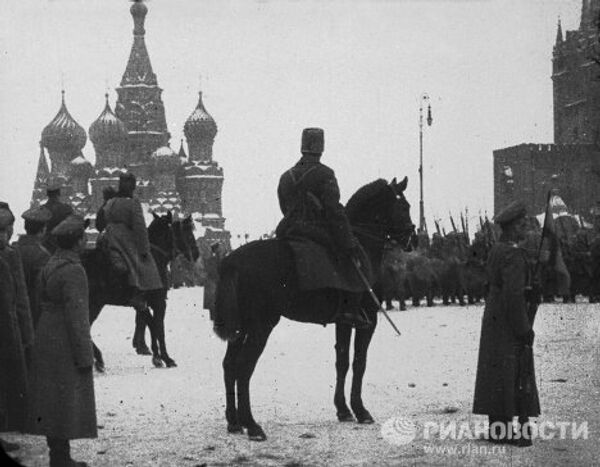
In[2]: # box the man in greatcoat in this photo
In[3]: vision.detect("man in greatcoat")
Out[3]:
[473,200,540,447]
[0,208,29,453]
[41,178,74,254]
[26,214,96,467]
[100,173,163,308]
[13,206,52,328]
[275,127,370,328]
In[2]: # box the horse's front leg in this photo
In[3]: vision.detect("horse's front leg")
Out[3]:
[133,309,151,355]
[334,323,354,422]
[149,295,177,367]
[350,317,376,424]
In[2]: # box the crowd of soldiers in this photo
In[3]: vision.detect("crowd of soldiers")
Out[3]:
[380,208,600,309]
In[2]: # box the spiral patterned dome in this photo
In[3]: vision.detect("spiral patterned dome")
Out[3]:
[41,91,87,153]
[183,92,217,142]
[151,145,180,171]
[89,94,128,147]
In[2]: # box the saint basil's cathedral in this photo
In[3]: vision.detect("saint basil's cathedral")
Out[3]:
[30,0,230,249]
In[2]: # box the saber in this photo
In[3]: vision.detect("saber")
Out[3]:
[352,258,401,336]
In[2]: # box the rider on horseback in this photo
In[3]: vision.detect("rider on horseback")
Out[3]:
[276,128,371,328]
[99,173,163,309]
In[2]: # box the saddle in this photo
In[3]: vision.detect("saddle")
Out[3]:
[287,238,372,293]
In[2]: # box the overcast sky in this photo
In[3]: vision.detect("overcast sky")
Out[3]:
[0,0,584,240]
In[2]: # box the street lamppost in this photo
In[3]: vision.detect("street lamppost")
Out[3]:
[419,93,433,233]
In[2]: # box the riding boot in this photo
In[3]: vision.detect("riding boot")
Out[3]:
[336,292,372,329]
[47,437,88,467]
[488,416,513,444]
[516,416,533,447]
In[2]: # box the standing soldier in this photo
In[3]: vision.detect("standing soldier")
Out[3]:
[13,206,52,328]
[41,178,74,253]
[0,208,29,454]
[473,200,540,446]
[275,127,370,328]
[26,215,96,467]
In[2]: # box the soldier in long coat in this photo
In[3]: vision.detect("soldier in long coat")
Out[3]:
[473,200,540,446]
[275,127,370,328]
[100,173,162,303]
[0,208,29,452]
[13,206,52,328]
[26,215,96,467]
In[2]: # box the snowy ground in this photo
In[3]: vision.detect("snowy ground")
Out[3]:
[5,289,600,466]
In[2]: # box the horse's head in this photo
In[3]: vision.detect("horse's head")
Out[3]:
[148,210,175,262]
[346,177,415,252]
[173,214,200,262]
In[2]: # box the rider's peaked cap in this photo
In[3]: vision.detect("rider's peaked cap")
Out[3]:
[493,200,527,226]
[51,214,87,237]
[301,128,324,154]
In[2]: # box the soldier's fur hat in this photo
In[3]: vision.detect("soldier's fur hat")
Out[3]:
[22,206,52,224]
[0,206,15,229]
[301,128,324,154]
[118,172,137,192]
[51,214,88,237]
[494,200,527,226]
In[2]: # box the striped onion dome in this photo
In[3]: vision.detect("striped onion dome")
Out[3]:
[183,92,217,141]
[89,94,128,147]
[41,91,87,152]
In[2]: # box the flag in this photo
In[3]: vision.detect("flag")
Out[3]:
[539,191,571,296]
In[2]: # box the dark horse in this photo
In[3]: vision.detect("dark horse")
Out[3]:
[171,215,201,288]
[212,177,414,441]
[82,211,177,372]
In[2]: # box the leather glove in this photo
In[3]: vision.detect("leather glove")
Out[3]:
[517,329,535,346]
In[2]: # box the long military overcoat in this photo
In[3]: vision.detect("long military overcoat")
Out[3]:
[101,196,163,291]
[275,155,370,291]
[0,246,34,348]
[27,249,97,440]
[13,235,50,328]
[0,255,28,432]
[473,240,541,418]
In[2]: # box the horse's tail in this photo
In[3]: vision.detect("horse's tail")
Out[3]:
[213,261,241,341]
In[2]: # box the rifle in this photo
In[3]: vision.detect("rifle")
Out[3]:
[434,219,442,237]
[449,212,458,234]
[460,212,467,235]
[465,208,470,243]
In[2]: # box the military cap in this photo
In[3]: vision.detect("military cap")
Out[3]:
[494,200,527,226]
[301,127,324,154]
[0,207,15,229]
[45,176,66,192]
[0,202,15,227]
[21,206,52,223]
[51,214,87,237]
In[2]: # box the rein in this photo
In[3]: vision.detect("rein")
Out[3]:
[151,243,172,262]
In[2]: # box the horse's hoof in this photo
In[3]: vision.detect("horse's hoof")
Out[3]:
[152,356,163,368]
[355,410,375,424]
[94,361,105,373]
[357,414,375,424]
[337,411,355,422]
[136,346,152,356]
[247,425,267,442]
[227,423,244,434]
[164,358,178,368]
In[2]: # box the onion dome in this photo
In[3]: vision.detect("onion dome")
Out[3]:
[183,92,217,141]
[70,153,94,179]
[151,145,179,171]
[89,94,128,147]
[41,91,87,153]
